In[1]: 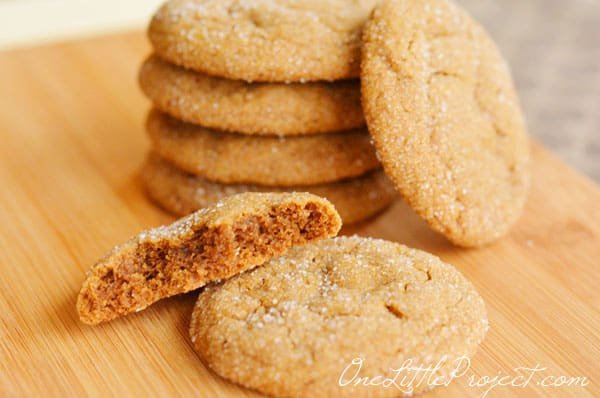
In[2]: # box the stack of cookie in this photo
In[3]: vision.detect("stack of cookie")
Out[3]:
[138,0,395,224]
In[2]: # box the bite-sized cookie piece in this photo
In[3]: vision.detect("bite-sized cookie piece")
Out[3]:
[139,55,365,136]
[141,153,396,224]
[361,0,530,247]
[76,192,341,325]
[147,109,380,186]
[191,236,488,397]
[148,0,378,82]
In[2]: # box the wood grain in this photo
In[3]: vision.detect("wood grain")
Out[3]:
[0,32,598,398]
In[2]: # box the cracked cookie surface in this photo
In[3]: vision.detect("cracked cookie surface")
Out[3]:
[148,0,379,82]
[191,236,488,397]
[361,0,530,247]
[77,192,341,325]
[147,109,380,186]
[139,55,364,136]
[141,153,396,224]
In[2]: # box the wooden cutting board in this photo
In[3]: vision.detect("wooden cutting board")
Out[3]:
[0,32,598,398]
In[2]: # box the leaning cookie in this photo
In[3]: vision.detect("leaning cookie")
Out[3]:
[191,236,488,398]
[139,55,365,136]
[361,0,530,247]
[76,192,341,325]
[141,153,396,224]
[148,0,379,82]
[147,109,380,186]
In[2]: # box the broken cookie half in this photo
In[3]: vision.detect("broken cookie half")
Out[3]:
[77,192,342,325]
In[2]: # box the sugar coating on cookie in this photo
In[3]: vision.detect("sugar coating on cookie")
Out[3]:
[148,0,379,82]
[361,0,530,247]
[141,153,396,224]
[191,236,488,397]
[139,55,365,135]
[147,109,380,186]
[77,192,341,325]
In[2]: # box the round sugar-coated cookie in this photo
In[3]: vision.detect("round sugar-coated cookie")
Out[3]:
[148,0,379,82]
[146,109,380,186]
[361,0,530,247]
[190,236,488,397]
[141,153,396,224]
[139,55,365,136]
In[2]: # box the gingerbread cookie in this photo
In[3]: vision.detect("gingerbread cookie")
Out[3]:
[77,192,341,324]
[141,153,395,224]
[361,0,530,247]
[191,236,488,397]
[147,110,380,186]
[139,55,364,136]
[148,0,378,82]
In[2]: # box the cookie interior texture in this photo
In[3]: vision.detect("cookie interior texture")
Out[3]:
[361,0,530,247]
[148,0,379,82]
[138,55,365,136]
[141,153,396,224]
[191,236,488,398]
[77,192,341,325]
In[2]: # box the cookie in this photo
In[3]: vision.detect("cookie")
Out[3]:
[76,192,341,325]
[361,0,530,247]
[190,236,488,397]
[141,153,396,224]
[148,0,378,82]
[139,55,365,136]
[147,109,380,186]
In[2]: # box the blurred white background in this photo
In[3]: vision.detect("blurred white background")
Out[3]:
[0,0,164,48]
